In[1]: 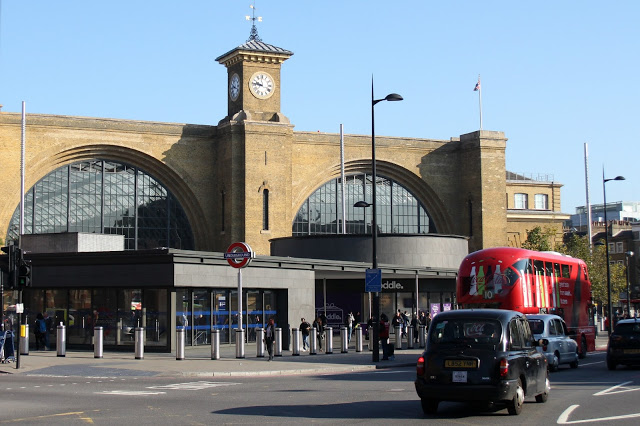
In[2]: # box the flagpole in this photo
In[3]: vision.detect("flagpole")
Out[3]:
[478,75,483,130]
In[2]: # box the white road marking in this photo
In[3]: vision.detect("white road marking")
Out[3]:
[577,361,604,367]
[593,381,640,396]
[558,404,640,424]
[97,390,167,396]
[147,381,241,390]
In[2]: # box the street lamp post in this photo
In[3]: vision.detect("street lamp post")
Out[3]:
[603,171,625,335]
[357,79,402,363]
[626,251,634,318]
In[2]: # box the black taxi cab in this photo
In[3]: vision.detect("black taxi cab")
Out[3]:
[607,318,640,370]
[414,309,550,415]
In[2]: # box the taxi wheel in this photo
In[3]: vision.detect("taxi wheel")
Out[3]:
[508,379,524,415]
[550,353,560,372]
[578,337,587,359]
[421,398,439,415]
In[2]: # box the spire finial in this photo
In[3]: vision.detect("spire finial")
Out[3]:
[245,1,262,42]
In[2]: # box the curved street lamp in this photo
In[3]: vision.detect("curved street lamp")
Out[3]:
[603,171,625,335]
[626,251,634,318]
[356,79,402,363]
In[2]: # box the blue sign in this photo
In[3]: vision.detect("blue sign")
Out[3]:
[365,268,382,292]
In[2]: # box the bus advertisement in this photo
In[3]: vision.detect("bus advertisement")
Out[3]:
[456,247,596,357]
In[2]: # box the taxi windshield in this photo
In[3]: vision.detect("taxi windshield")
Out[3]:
[430,318,502,345]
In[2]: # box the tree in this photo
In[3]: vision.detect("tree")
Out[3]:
[521,226,557,251]
[558,234,627,310]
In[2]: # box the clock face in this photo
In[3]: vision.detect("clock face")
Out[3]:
[249,72,275,99]
[229,73,240,101]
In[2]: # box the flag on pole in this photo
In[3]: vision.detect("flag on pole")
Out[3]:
[474,79,481,91]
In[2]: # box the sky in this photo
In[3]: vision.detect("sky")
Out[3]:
[1,1,639,215]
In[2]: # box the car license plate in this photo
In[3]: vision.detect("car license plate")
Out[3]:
[445,359,478,368]
[452,371,467,383]
[623,349,640,354]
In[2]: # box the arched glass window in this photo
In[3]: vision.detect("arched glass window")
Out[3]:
[6,160,194,250]
[292,173,435,236]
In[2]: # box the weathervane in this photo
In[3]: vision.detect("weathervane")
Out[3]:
[245,1,262,42]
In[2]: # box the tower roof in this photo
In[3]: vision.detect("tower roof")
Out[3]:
[215,40,293,66]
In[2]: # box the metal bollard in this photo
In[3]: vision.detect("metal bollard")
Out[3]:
[355,327,363,352]
[340,326,348,353]
[274,328,282,357]
[211,329,220,360]
[408,327,414,349]
[134,326,144,359]
[292,328,300,356]
[94,326,104,359]
[20,324,29,355]
[57,324,66,357]
[176,327,185,360]
[395,325,402,349]
[419,325,426,348]
[368,326,374,351]
[236,330,245,359]
[325,327,333,354]
[256,328,265,358]
[310,327,317,355]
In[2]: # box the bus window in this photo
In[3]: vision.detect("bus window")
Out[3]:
[554,263,561,279]
[545,262,553,277]
[561,264,570,278]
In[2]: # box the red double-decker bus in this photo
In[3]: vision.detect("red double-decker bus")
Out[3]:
[457,247,596,357]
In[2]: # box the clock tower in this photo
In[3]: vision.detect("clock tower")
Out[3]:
[216,32,293,123]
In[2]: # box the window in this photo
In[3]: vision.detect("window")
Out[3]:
[616,242,624,253]
[514,193,528,209]
[7,160,194,250]
[609,243,615,253]
[292,173,435,236]
[262,189,269,230]
[534,194,548,210]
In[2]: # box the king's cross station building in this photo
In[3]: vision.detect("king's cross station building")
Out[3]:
[0,28,569,352]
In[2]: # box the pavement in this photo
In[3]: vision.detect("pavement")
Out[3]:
[0,333,611,379]
[0,337,423,378]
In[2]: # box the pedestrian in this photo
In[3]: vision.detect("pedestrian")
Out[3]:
[313,316,324,352]
[44,311,53,350]
[265,318,275,361]
[380,313,391,360]
[346,311,355,343]
[411,313,419,343]
[392,311,403,338]
[34,313,47,350]
[299,317,311,351]
[366,316,373,340]
[401,311,409,337]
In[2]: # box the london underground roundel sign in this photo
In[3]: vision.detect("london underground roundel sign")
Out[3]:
[224,242,254,269]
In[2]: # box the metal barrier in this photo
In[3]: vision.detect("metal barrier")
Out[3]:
[236,330,245,359]
[94,326,103,359]
[340,327,348,353]
[395,325,402,349]
[368,326,373,351]
[292,328,300,356]
[211,329,220,360]
[274,328,282,357]
[256,328,265,358]
[408,327,414,349]
[134,327,144,360]
[310,327,317,355]
[419,325,426,348]
[56,324,66,357]
[355,327,363,352]
[325,327,333,354]
[176,327,185,360]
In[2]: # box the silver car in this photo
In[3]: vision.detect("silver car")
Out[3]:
[527,314,578,371]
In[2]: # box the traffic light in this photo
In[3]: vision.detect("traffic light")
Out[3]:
[1,245,19,289]
[18,258,32,287]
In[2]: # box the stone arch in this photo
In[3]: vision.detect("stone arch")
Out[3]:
[292,159,454,234]
[20,144,209,250]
